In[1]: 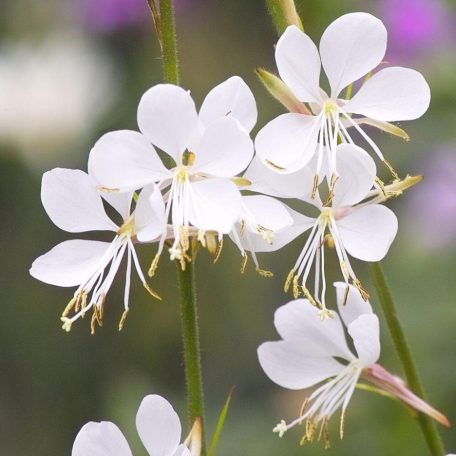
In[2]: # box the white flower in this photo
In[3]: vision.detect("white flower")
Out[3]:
[0,33,117,172]
[282,144,398,314]
[228,195,296,276]
[255,12,430,179]
[258,283,450,445]
[29,168,164,332]
[258,283,381,445]
[89,77,256,271]
[72,394,192,456]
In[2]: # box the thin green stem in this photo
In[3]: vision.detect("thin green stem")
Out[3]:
[369,262,446,456]
[176,263,206,452]
[159,0,180,85]
[265,0,303,35]
[154,0,205,450]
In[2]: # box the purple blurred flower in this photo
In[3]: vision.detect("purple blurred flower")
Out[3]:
[379,0,456,61]
[407,149,456,248]
[78,0,193,33]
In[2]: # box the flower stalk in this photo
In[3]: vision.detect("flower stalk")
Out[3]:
[265,0,303,34]
[157,0,205,452]
[369,262,446,456]
[176,263,206,453]
[159,0,180,85]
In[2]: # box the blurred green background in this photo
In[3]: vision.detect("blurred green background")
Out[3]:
[0,0,455,454]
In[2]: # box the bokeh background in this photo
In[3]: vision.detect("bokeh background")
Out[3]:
[0,0,455,454]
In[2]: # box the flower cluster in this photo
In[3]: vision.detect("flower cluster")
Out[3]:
[30,11,449,450]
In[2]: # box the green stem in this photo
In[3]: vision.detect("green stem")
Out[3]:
[369,262,445,456]
[176,264,206,452]
[159,0,180,85]
[155,0,205,450]
[265,0,303,35]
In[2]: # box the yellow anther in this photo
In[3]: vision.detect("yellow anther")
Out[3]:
[118,309,129,331]
[324,233,335,249]
[231,177,252,187]
[181,150,196,166]
[96,186,120,193]
[340,409,346,440]
[352,278,370,301]
[240,253,248,274]
[213,237,224,264]
[62,296,77,318]
[205,233,217,255]
[284,269,295,293]
[299,397,310,417]
[324,173,339,206]
[239,220,246,236]
[148,253,160,277]
[301,286,317,306]
[265,159,287,171]
[311,174,319,199]
[258,225,275,245]
[375,176,388,197]
[256,267,274,278]
[143,282,162,301]
[292,275,300,298]
[342,285,350,306]
[197,230,206,247]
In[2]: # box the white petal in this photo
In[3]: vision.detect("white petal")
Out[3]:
[344,67,431,121]
[274,300,355,360]
[255,113,319,172]
[347,314,381,366]
[243,156,314,200]
[334,282,373,327]
[89,130,169,191]
[337,204,398,261]
[198,76,257,132]
[135,185,166,242]
[234,206,314,253]
[275,25,322,103]
[102,192,134,222]
[332,144,376,208]
[188,179,242,233]
[258,340,344,390]
[173,445,191,456]
[136,395,181,456]
[41,168,117,233]
[72,422,132,456]
[242,195,293,232]
[320,12,387,97]
[30,240,111,287]
[193,117,254,177]
[137,84,199,160]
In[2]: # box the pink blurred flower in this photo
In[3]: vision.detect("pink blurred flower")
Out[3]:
[379,0,456,61]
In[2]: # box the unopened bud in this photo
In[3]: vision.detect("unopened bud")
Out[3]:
[256,68,311,115]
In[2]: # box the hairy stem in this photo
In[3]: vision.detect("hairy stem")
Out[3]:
[265,0,303,34]
[155,0,205,450]
[176,263,206,452]
[159,0,180,85]
[369,262,446,456]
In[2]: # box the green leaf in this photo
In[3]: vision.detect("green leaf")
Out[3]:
[207,388,234,456]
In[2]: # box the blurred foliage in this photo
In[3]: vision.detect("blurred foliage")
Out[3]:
[0,0,455,454]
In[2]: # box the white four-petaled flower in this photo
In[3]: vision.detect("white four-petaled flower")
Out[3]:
[30,168,164,332]
[72,394,192,456]
[258,283,380,444]
[255,12,430,180]
[88,77,256,270]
